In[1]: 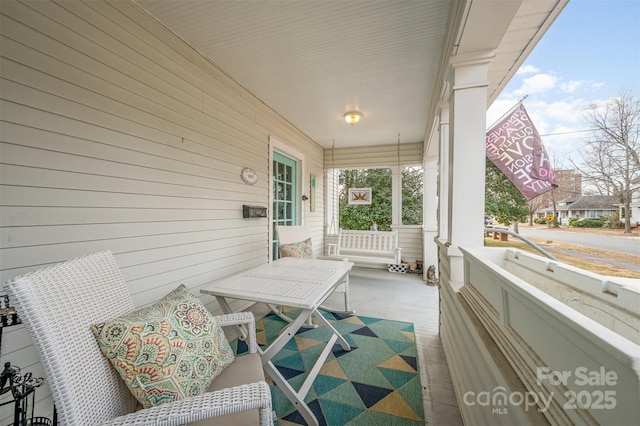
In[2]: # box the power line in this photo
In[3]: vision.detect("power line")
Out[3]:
[540,123,640,138]
[540,128,596,137]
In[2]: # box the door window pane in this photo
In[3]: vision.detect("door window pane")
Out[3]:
[273,152,297,259]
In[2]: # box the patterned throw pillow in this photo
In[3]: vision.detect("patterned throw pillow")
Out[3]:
[279,238,313,258]
[91,284,234,408]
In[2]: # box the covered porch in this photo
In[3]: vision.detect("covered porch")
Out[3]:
[4,1,638,425]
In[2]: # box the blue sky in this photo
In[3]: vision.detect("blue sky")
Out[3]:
[487,0,640,165]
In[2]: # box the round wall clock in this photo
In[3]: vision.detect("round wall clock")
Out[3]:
[241,167,258,185]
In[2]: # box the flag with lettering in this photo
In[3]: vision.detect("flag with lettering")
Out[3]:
[486,103,558,200]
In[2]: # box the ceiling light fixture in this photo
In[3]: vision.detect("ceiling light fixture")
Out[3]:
[343,111,362,125]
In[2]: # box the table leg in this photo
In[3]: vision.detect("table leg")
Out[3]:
[214,295,233,314]
[260,307,313,363]
[264,359,319,426]
[313,309,351,350]
[260,308,353,426]
[259,308,320,425]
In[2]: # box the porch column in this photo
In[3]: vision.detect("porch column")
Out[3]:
[437,103,450,242]
[391,165,401,227]
[422,135,439,278]
[446,51,494,284]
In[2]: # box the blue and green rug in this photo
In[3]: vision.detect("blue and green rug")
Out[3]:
[232,309,424,426]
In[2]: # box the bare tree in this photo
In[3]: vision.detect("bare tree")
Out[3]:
[527,194,547,225]
[528,168,579,227]
[572,91,640,233]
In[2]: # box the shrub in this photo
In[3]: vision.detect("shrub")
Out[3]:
[534,217,547,225]
[572,218,604,228]
[568,218,581,227]
[604,212,625,229]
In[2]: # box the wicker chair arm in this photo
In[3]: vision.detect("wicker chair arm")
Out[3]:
[214,311,258,353]
[102,381,272,426]
[214,311,255,326]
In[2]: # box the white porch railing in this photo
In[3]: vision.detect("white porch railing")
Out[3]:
[439,244,639,425]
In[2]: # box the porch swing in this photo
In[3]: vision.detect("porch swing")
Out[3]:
[325,136,403,270]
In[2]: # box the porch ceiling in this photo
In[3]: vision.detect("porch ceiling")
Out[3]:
[135,0,567,149]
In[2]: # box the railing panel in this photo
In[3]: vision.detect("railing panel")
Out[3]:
[460,247,640,425]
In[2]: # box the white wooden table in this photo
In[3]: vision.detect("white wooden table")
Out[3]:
[201,257,354,426]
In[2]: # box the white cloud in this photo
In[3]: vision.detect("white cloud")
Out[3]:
[530,99,589,125]
[560,79,606,93]
[520,99,594,165]
[560,80,584,93]
[486,98,519,128]
[586,81,605,92]
[516,64,539,75]
[514,73,558,96]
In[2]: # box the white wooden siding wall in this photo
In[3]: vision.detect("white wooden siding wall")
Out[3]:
[0,0,324,421]
[323,141,422,169]
[396,225,423,265]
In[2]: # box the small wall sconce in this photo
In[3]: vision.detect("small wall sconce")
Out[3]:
[301,195,309,201]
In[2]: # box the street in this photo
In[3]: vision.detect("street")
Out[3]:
[516,226,640,256]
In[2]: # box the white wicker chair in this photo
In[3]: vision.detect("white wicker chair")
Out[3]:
[5,250,272,426]
[276,225,354,316]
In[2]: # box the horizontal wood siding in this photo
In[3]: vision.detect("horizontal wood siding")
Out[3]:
[397,225,423,265]
[0,0,324,421]
[324,142,423,169]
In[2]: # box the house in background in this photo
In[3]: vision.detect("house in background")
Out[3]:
[2,1,638,425]
[530,169,582,221]
[539,195,619,225]
[626,177,640,225]
[535,170,639,227]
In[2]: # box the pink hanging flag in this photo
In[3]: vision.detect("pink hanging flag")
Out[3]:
[486,103,558,200]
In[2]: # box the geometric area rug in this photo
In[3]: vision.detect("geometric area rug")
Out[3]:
[230,308,425,426]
